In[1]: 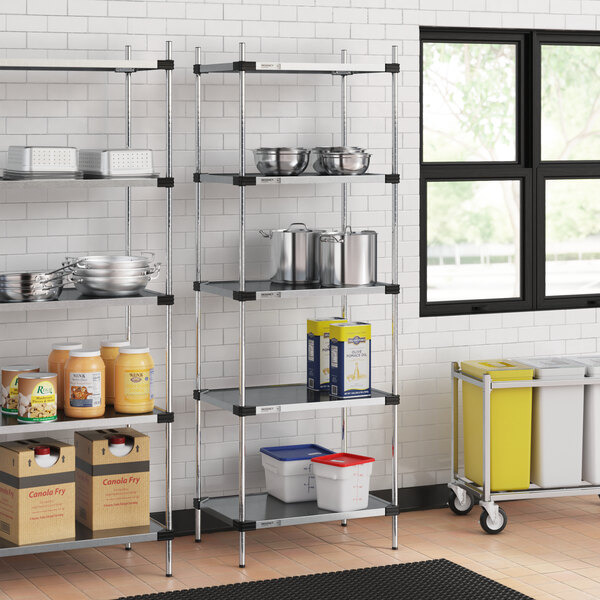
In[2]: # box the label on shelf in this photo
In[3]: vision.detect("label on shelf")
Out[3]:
[258,519,282,529]
[259,291,282,299]
[257,177,282,185]
[257,63,282,70]
[259,405,281,414]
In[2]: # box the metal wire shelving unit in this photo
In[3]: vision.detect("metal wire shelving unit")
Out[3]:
[0,44,175,576]
[193,43,401,567]
[449,362,600,534]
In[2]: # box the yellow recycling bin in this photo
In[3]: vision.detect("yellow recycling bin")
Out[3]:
[461,360,534,492]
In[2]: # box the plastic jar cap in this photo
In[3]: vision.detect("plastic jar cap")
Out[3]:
[101,340,131,348]
[109,436,126,445]
[52,342,83,351]
[34,446,50,455]
[120,347,150,354]
[70,350,101,358]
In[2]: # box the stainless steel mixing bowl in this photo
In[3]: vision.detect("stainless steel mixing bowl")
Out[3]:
[322,151,371,176]
[253,148,310,176]
[311,146,364,174]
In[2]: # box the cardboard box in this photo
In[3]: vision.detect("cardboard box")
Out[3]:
[75,427,149,530]
[0,438,75,546]
[330,321,371,398]
[307,317,347,391]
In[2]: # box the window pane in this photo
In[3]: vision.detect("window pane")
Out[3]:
[542,45,600,161]
[427,180,521,302]
[545,179,600,296]
[422,42,517,162]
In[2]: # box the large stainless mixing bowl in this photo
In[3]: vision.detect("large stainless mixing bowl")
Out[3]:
[322,151,371,176]
[253,148,310,176]
[312,146,364,174]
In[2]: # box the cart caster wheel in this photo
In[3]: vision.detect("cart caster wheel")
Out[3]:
[448,489,474,515]
[480,507,507,534]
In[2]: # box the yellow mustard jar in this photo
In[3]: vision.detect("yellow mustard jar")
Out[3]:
[64,351,105,419]
[100,340,130,406]
[114,347,154,414]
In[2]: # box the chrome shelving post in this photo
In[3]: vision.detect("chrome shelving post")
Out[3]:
[340,48,349,528]
[164,40,173,578]
[238,41,247,569]
[391,44,399,551]
[195,46,202,544]
[125,44,132,341]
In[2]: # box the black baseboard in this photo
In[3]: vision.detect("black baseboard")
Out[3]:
[151,484,449,538]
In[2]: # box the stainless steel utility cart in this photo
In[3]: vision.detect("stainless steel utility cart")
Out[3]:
[0,45,175,576]
[193,43,401,567]
[449,361,600,534]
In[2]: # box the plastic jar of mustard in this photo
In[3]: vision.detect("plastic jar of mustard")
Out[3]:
[48,342,83,410]
[18,372,58,423]
[100,340,130,406]
[114,347,154,414]
[2,365,39,415]
[64,351,105,418]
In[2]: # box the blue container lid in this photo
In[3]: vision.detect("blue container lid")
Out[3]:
[260,444,333,461]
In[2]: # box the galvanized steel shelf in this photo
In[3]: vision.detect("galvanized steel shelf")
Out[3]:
[196,384,398,416]
[197,280,397,301]
[0,520,169,558]
[0,57,169,72]
[196,172,390,186]
[200,493,393,530]
[194,44,401,567]
[0,288,168,312]
[448,363,600,534]
[0,175,161,189]
[0,45,175,576]
[0,406,173,436]
[195,61,397,75]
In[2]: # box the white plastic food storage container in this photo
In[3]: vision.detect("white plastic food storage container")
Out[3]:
[518,357,585,488]
[260,444,333,503]
[311,452,375,512]
[571,356,600,485]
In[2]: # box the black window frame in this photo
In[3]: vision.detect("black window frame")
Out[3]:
[420,27,600,317]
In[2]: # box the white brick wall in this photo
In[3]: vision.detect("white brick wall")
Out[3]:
[0,0,597,512]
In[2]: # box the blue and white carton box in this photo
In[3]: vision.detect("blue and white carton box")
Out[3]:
[329,321,371,398]
[307,317,346,391]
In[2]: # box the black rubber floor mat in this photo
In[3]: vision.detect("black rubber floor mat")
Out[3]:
[119,558,532,599]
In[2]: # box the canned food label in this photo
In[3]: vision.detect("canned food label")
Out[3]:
[18,381,57,423]
[69,371,102,408]
[2,375,20,413]
[124,368,152,403]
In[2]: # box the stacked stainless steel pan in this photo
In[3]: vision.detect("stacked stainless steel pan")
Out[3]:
[0,271,64,302]
[68,255,160,297]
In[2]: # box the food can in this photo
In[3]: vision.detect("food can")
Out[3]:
[17,372,58,423]
[1,365,40,415]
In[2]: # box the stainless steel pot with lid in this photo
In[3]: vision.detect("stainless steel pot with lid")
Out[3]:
[259,223,324,285]
[320,227,377,287]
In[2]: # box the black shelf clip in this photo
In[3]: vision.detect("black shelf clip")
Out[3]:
[157,294,175,306]
[193,389,201,401]
[232,61,256,72]
[233,405,257,417]
[157,528,175,541]
[157,411,175,423]
[193,281,202,292]
[233,519,257,532]
[193,64,201,75]
[157,177,175,188]
[232,290,257,302]
[157,59,174,71]
[193,497,202,510]
[232,175,257,187]
[193,172,201,183]
[385,174,400,184]
[385,284,400,295]
[385,395,400,406]
[385,504,401,516]
[385,63,400,73]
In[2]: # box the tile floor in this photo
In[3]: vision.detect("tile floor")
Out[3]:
[2,496,600,599]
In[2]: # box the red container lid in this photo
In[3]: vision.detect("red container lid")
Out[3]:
[311,452,374,467]
[109,436,126,445]
[34,446,51,456]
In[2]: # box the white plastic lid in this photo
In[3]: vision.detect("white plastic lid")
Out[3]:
[569,356,600,377]
[52,342,83,351]
[517,357,586,379]
[70,350,101,358]
[101,340,131,348]
[119,347,150,354]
